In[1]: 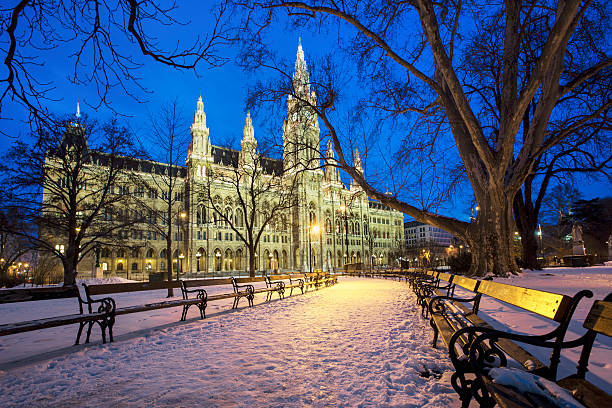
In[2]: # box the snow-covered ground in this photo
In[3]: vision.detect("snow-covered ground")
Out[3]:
[0,278,460,407]
[0,267,610,407]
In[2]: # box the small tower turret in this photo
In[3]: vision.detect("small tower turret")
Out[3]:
[350,148,364,191]
[240,111,258,168]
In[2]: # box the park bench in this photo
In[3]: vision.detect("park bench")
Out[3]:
[468,292,612,408]
[231,277,255,308]
[264,275,285,301]
[180,280,208,320]
[286,274,306,295]
[267,274,306,296]
[417,272,455,318]
[427,279,593,408]
[79,280,203,344]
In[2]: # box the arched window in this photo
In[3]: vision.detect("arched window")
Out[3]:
[225,207,233,227]
[235,208,243,228]
[325,218,331,234]
[355,222,360,235]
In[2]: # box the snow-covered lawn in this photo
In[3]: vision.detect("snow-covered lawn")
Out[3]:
[0,267,610,407]
[0,278,460,407]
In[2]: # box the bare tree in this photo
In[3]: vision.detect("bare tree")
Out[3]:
[134,100,189,296]
[0,207,34,284]
[195,113,300,277]
[514,129,611,269]
[0,0,232,127]
[232,0,611,276]
[0,115,142,286]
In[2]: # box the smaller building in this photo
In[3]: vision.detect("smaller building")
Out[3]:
[404,221,455,266]
[404,221,453,247]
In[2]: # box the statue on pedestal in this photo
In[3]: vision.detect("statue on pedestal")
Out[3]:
[572,223,586,256]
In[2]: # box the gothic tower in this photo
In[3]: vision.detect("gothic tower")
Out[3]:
[187,96,212,180]
[240,111,257,169]
[282,39,321,172]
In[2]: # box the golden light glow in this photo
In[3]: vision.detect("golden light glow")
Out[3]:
[180,212,187,219]
[339,204,346,212]
[311,224,320,234]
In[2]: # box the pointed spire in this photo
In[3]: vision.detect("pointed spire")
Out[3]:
[326,139,334,158]
[193,95,207,128]
[354,148,362,172]
[76,100,81,118]
[243,110,255,142]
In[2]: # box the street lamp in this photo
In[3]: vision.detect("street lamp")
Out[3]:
[195,251,201,273]
[308,223,320,273]
[215,251,221,276]
[178,253,185,276]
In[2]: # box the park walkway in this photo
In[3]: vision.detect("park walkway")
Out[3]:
[0,277,460,407]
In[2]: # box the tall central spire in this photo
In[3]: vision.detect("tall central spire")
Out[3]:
[293,39,310,97]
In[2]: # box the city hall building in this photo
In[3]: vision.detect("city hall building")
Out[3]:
[50,43,404,279]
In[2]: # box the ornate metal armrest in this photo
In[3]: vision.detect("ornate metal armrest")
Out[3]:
[94,297,116,315]
[189,288,207,301]
[239,284,254,295]
[428,294,479,316]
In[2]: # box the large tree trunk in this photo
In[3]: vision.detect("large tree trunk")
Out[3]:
[248,246,256,278]
[468,191,519,277]
[513,190,541,270]
[166,235,174,297]
[62,250,78,287]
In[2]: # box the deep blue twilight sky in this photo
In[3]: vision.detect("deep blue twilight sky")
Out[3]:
[0,1,609,223]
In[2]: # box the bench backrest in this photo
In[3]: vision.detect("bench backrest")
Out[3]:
[86,281,181,296]
[182,278,233,288]
[266,274,292,280]
[452,275,480,292]
[438,272,453,283]
[0,286,79,304]
[584,298,612,336]
[477,280,572,322]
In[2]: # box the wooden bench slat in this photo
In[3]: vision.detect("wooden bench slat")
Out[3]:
[0,286,79,304]
[583,300,612,336]
[452,276,480,292]
[0,312,106,336]
[438,272,453,282]
[478,280,571,322]
[87,281,182,295]
[557,376,612,407]
[114,299,202,315]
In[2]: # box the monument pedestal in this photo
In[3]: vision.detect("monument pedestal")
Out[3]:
[562,255,588,267]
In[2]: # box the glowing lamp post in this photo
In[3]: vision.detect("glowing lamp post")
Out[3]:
[178,253,185,276]
[195,251,201,273]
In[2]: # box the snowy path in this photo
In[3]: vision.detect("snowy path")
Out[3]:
[0,278,460,407]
